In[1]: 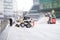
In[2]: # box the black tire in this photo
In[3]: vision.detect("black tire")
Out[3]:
[47,21,50,24]
[9,18,12,26]
[15,24,19,27]
[26,24,32,28]
[20,23,25,27]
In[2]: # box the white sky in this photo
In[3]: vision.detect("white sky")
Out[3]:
[16,0,33,11]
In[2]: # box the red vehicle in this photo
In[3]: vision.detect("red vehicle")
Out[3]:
[51,17,56,24]
[48,14,56,24]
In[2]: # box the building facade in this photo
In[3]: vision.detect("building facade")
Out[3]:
[39,0,60,18]
[39,0,60,9]
[3,0,13,16]
[0,0,3,14]
[29,0,60,18]
[29,0,40,13]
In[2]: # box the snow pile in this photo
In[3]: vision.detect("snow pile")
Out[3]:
[6,24,60,40]
[37,17,49,24]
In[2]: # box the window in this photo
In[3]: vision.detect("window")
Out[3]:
[43,2,51,9]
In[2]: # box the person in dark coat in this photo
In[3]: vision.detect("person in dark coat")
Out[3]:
[9,18,12,26]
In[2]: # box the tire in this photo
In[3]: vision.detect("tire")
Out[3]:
[48,21,52,24]
[15,24,19,27]
[26,24,32,28]
[20,23,25,27]
[9,18,13,26]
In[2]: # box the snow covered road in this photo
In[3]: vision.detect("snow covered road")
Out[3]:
[0,24,60,40]
[0,18,60,40]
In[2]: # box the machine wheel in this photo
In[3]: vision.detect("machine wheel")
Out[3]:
[20,23,25,27]
[48,21,52,24]
[15,24,19,27]
[26,24,32,28]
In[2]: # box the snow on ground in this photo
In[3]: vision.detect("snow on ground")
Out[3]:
[0,24,10,40]
[56,18,60,24]
[37,17,49,24]
[0,24,60,40]
[37,17,60,24]
[0,18,60,40]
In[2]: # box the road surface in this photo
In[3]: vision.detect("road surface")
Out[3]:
[0,18,60,40]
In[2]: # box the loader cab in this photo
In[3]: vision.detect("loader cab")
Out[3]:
[23,16,30,20]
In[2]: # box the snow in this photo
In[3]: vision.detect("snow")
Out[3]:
[56,19,60,24]
[0,24,10,40]
[0,24,60,40]
[37,17,49,24]
[0,18,60,40]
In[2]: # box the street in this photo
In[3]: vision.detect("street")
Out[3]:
[0,18,60,40]
[0,0,60,40]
